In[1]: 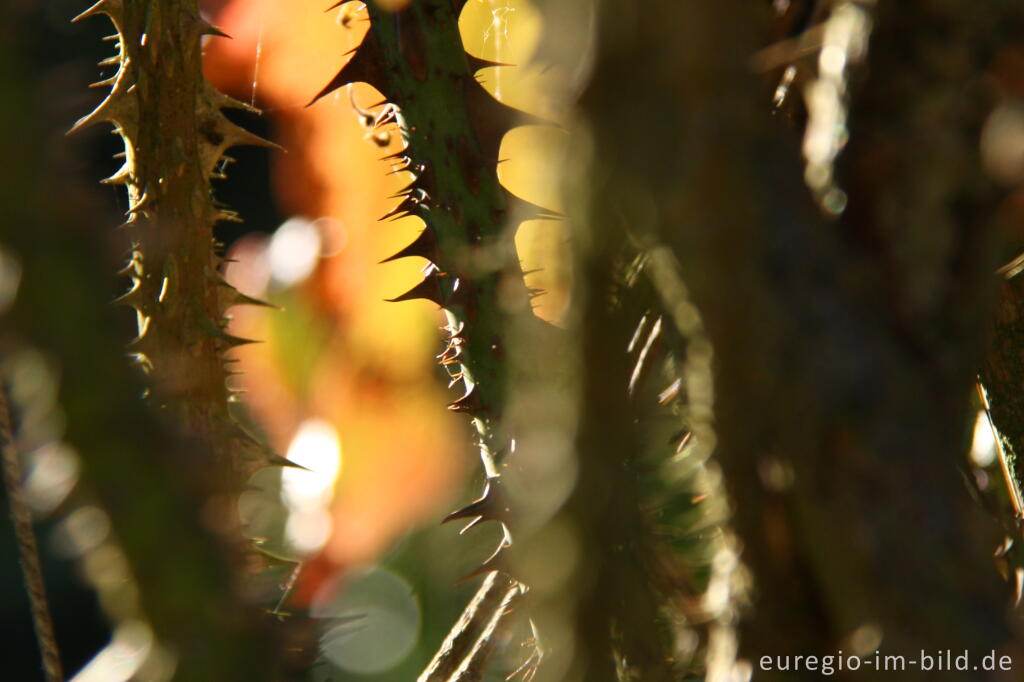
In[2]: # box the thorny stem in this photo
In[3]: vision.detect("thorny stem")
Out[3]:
[977,381,1024,519]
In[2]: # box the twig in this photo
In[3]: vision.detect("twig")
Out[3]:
[0,380,63,682]
[417,571,521,682]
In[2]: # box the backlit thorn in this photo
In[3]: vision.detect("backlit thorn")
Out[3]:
[101,163,132,185]
[68,84,138,136]
[995,536,1015,559]
[443,479,508,526]
[379,150,410,163]
[200,21,232,39]
[628,314,663,396]
[459,515,488,535]
[129,352,154,374]
[439,344,463,363]
[672,430,693,455]
[349,88,376,128]
[386,161,425,176]
[442,335,466,349]
[386,271,445,306]
[209,86,262,114]
[372,103,400,129]
[444,321,466,338]
[448,384,481,413]
[308,29,391,106]
[98,53,122,67]
[73,0,124,23]
[439,342,464,365]
[658,379,682,406]
[465,53,515,73]
[91,75,119,89]
[502,188,564,221]
[447,372,465,389]
[437,338,465,360]
[388,177,422,198]
[379,194,423,221]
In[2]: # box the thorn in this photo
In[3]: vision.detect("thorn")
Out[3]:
[269,454,309,470]
[658,379,682,405]
[443,479,507,526]
[466,53,514,72]
[387,161,423,176]
[386,271,445,306]
[91,75,119,89]
[112,277,142,305]
[502,188,563,221]
[388,177,423,198]
[308,32,390,107]
[216,210,243,224]
[101,163,131,185]
[459,516,487,534]
[231,290,280,309]
[439,340,464,364]
[73,0,122,23]
[126,189,151,216]
[379,194,424,222]
[444,320,465,338]
[200,316,261,347]
[202,22,232,39]
[379,150,410,163]
[372,104,400,129]
[463,78,546,162]
[221,118,280,151]
[68,89,135,136]
[350,88,377,128]
[209,86,262,115]
[448,384,482,414]
[380,228,437,263]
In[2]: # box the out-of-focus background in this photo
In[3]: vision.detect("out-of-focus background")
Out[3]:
[0,1,567,679]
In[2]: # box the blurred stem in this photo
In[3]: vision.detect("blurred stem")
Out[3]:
[580,0,1012,676]
[558,233,677,681]
[0,382,63,682]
